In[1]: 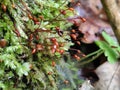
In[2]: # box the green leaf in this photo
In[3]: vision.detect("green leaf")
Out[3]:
[95,41,119,63]
[102,31,119,47]
[117,46,120,52]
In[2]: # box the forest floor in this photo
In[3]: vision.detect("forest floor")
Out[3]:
[73,0,120,90]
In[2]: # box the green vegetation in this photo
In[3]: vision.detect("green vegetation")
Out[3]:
[0,0,79,90]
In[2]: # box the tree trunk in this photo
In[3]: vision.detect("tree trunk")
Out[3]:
[101,0,120,44]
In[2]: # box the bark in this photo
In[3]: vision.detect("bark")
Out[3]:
[101,0,120,44]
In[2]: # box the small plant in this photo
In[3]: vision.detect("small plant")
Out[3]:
[95,31,120,63]
[77,31,120,66]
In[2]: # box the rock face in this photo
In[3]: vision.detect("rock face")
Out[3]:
[79,80,95,90]
[79,61,120,90]
[94,61,120,90]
